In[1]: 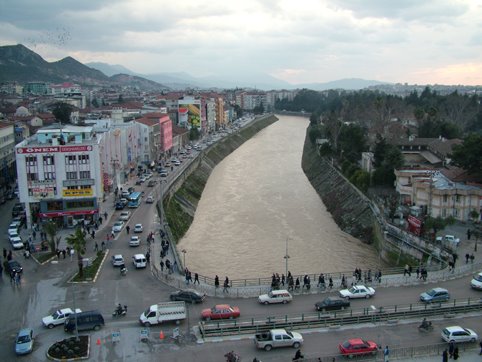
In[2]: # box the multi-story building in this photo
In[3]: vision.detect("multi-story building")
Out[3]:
[15,124,103,228]
[395,167,481,222]
[0,120,16,194]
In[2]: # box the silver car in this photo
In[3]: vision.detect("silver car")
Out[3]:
[441,326,478,343]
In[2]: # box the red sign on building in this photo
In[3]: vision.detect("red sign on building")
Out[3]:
[17,145,93,154]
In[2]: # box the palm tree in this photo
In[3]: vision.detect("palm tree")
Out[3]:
[44,221,59,253]
[66,227,87,278]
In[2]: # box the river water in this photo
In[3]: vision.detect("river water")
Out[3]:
[178,115,381,279]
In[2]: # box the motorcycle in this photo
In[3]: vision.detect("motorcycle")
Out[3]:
[225,351,240,362]
[418,321,433,332]
[120,266,127,276]
[112,305,128,317]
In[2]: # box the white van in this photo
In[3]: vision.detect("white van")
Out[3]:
[258,290,293,305]
[132,254,147,269]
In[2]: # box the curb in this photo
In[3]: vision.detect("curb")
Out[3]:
[67,250,109,284]
[46,335,90,361]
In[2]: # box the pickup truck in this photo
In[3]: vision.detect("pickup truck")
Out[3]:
[254,329,303,351]
[42,308,82,329]
[139,301,186,327]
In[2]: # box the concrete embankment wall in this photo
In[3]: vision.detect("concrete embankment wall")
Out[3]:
[163,114,279,244]
[300,132,378,245]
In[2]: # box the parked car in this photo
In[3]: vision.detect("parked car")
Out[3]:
[315,297,350,312]
[42,308,82,329]
[170,289,206,303]
[441,326,478,343]
[258,290,292,305]
[420,287,450,303]
[121,191,130,198]
[111,254,125,267]
[134,224,143,233]
[159,170,168,178]
[10,236,24,250]
[201,304,240,320]
[129,236,140,247]
[147,180,156,187]
[112,221,124,233]
[15,328,34,355]
[119,211,131,221]
[115,201,126,210]
[470,272,482,290]
[132,254,147,269]
[338,338,378,358]
[6,260,23,274]
[339,285,375,299]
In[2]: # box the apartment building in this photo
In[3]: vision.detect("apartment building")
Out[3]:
[15,124,103,228]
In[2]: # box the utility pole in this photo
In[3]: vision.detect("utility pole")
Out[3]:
[284,237,290,278]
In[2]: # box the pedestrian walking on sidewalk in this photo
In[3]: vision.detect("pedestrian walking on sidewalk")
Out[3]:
[223,276,230,293]
[214,275,219,288]
[94,242,98,252]
[442,349,448,362]
[104,211,108,220]
[383,346,389,362]
[194,273,200,284]
[449,341,455,358]
[160,260,164,272]
[101,241,105,251]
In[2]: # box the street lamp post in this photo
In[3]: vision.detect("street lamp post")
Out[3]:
[181,249,187,269]
[283,238,290,278]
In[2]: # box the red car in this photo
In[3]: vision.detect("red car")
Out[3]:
[201,304,240,320]
[338,338,378,357]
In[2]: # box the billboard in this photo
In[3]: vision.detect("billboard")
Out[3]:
[178,102,201,129]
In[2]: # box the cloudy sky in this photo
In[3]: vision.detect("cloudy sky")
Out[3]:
[1,0,481,86]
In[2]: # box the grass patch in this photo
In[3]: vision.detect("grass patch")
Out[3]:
[71,251,105,282]
[34,251,56,264]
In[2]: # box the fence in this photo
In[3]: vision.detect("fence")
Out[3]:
[298,342,479,362]
[199,297,482,338]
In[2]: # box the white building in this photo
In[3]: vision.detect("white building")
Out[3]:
[15,124,103,228]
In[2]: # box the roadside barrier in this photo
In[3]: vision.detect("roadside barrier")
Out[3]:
[199,297,482,338]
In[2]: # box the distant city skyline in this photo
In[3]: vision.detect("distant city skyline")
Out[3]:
[1,0,481,86]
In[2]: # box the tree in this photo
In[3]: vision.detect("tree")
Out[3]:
[253,103,264,114]
[450,133,482,176]
[52,102,73,124]
[66,227,87,278]
[44,221,59,253]
[189,127,200,141]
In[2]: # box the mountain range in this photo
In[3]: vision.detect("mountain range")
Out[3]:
[1,44,387,91]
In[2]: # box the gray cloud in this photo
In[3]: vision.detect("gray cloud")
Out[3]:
[0,0,480,85]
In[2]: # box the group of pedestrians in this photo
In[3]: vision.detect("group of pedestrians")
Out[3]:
[184,268,200,285]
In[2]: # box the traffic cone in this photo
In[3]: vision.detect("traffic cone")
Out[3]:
[96,338,101,345]
[159,331,164,340]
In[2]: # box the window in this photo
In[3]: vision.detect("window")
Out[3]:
[443,195,448,203]
[27,173,38,181]
[66,171,77,180]
[26,156,37,166]
[65,155,76,165]
[79,155,89,164]
[79,171,90,179]
[44,172,56,180]
[43,155,54,165]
